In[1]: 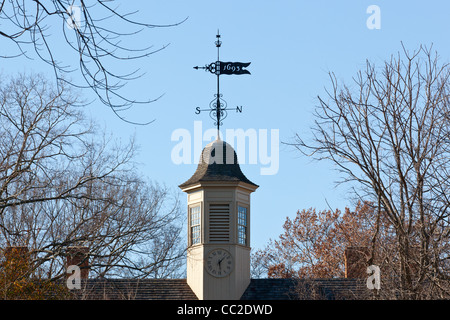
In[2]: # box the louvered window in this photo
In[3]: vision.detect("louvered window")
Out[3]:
[209,204,230,242]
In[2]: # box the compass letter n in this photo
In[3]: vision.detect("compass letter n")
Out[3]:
[366,5,381,30]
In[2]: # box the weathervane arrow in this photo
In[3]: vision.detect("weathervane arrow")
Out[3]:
[194,61,251,75]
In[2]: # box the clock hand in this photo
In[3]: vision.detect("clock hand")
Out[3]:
[218,256,227,269]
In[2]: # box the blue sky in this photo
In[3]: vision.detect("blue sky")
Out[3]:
[2,0,450,251]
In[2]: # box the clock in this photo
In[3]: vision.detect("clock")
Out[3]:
[205,248,233,277]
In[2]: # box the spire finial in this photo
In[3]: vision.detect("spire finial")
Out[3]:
[215,30,221,48]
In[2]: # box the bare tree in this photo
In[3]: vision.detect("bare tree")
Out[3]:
[0,72,125,212]
[0,73,185,299]
[292,44,450,299]
[0,1,185,124]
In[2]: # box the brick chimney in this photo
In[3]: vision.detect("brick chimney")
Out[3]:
[66,246,90,279]
[344,246,369,278]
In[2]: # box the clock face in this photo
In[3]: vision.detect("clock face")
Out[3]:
[206,248,233,278]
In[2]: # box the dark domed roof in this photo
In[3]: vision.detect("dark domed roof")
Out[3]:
[179,139,258,189]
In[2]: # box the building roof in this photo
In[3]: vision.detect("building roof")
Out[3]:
[71,278,369,300]
[179,139,258,189]
[72,279,197,300]
[241,278,368,300]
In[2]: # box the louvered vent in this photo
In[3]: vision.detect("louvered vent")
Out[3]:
[209,204,230,242]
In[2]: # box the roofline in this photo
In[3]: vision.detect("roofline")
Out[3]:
[179,181,259,193]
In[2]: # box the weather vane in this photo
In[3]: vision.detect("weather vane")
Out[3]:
[193,30,251,137]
